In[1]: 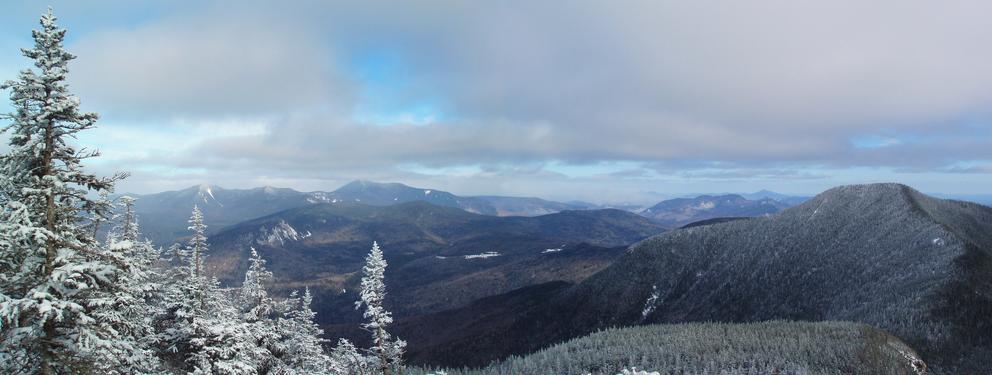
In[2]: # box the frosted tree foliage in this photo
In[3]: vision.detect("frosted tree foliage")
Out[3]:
[356,242,406,375]
[270,289,338,374]
[0,8,412,375]
[155,209,347,374]
[188,205,208,279]
[157,206,253,374]
[90,196,165,373]
[0,8,132,374]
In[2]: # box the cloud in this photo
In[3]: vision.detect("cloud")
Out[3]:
[4,0,992,197]
[68,3,356,120]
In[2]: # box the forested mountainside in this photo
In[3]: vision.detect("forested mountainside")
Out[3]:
[203,201,663,323]
[384,184,992,374]
[411,321,924,375]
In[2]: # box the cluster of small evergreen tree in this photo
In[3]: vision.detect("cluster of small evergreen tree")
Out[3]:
[0,9,404,374]
[411,321,923,375]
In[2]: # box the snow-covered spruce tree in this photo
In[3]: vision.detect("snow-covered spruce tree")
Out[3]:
[238,247,341,374]
[330,338,367,375]
[0,9,133,374]
[89,196,166,373]
[239,247,279,372]
[86,190,115,242]
[355,242,406,375]
[157,206,254,374]
[240,247,274,322]
[274,288,337,374]
[188,204,208,279]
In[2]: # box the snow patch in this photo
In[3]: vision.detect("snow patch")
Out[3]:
[197,184,223,207]
[464,251,500,259]
[809,198,828,220]
[109,240,133,251]
[307,192,332,203]
[618,368,660,375]
[424,190,432,195]
[932,237,945,246]
[542,248,564,254]
[435,255,448,260]
[256,220,301,246]
[695,201,716,210]
[641,285,661,319]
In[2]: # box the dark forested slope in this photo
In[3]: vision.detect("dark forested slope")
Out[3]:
[396,183,992,373]
[203,201,663,324]
[411,321,924,375]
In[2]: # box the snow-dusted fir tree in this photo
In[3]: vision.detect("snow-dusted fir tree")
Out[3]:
[330,338,367,375]
[188,205,208,279]
[356,242,406,375]
[240,247,274,321]
[115,196,141,243]
[157,206,255,374]
[238,248,342,374]
[238,247,279,372]
[0,9,130,374]
[274,288,337,374]
[91,196,165,373]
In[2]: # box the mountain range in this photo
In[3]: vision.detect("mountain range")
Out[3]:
[126,181,600,245]
[117,180,992,372]
[125,180,808,245]
[374,184,991,373]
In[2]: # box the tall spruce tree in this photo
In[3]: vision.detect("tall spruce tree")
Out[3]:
[158,206,254,374]
[92,196,165,373]
[277,288,336,374]
[238,247,279,372]
[188,205,208,279]
[0,8,128,374]
[356,242,405,375]
[239,247,273,321]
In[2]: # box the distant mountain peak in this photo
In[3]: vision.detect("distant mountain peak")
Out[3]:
[640,193,788,227]
[195,184,222,207]
[821,182,912,194]
[337,180,410,192]
[807,183,917,206]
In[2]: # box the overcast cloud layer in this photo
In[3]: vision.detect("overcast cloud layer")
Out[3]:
[1,1,990,203]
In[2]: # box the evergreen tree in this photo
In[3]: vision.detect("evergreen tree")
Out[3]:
[188,205,208,279]
[356,242,405,375]
[276,288,336,374]
[158,206,254,374]
[0,8,128,374]
[330,338,367,375]
[239,248,339,374]
[239,247,274,321]
[90,196,165,373]
[239,247,279,373]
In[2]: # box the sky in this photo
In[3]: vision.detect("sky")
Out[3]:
[1,1,990,204]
